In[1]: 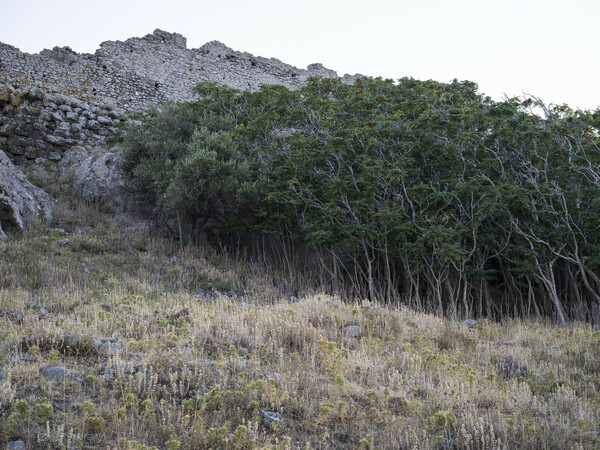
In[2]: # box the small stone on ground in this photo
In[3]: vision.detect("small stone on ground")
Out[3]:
[41,365,72,382]
[344,325,361,338]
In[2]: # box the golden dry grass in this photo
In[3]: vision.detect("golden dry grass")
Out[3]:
[0,168,599,449]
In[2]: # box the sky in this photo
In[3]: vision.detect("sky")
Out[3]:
[1,0,599,110]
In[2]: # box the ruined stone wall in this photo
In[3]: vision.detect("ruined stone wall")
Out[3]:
[0,29,361,162]
[0,85,120,164]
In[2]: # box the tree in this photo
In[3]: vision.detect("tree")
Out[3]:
[118,78,600,323]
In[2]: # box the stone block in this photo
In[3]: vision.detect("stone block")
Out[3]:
[35,139,50,152]
[46,135,66,146]
[0,124,14,136]
[8,144,25,156]
[65,111,79,122]
[24,146,37,159]
[97,115,112,125]
[33,121,48,131]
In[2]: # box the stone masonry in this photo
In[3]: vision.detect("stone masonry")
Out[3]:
[0,29,362,163]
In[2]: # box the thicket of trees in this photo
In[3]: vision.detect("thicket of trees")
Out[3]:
[119,77,600,323]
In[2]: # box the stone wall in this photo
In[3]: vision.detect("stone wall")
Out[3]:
[0,85,120,164]
[0,29,361,162]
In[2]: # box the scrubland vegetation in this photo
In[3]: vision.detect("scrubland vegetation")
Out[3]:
[0,164,599,449]
[119,77,600,324]
[2,76,600,448]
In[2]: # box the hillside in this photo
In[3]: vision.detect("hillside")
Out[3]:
[0,163,599,449]
[2,28,600,450]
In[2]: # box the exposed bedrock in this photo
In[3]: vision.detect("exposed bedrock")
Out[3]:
[0,149,52,239]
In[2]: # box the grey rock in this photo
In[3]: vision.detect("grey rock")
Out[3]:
[52,401,69,412]
[307,63,338,78]
[48,152,62,161]
[88,338,102,349]
[0,371,6,379]
[98,362,135,375]
[50,111,64,122]
[0,150,53,239]
[497,355,528,379]
[6,441,26,450]
[261,410,281,427]
[45,135,65,145]
[11,353,35,362]
[70,151,138,214]
[62,334,82,348]
[27,87,45,101]
[263,372,283,384]
[7,145,24,156]
[87,120,100,130]
[98,340,123,355]
[96,116,112,125]
[344,325,361,338]
[65,111,79,121]
[4,311,25,323]
[61,144,86,160]
[56,238,70,246]
[462,319,478,328]
[41,365,72,382]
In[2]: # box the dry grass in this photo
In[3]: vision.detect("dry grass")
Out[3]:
[0,167,599,449]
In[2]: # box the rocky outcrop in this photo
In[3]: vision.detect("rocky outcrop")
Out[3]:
[72,151,126,203]
[0,150,52,239]
[71,150,142,213]
[70,151,149,230]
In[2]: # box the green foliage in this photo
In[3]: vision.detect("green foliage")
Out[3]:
[14,399,28,415]
[120,102,258,244]
[119,77,600,322]
[34,398,53,420]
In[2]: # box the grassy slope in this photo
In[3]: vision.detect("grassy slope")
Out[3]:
[0,166,599,449]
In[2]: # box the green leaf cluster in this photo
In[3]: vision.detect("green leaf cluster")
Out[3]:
[119,77,600,322]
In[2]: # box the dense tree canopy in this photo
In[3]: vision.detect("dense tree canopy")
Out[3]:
[119,77,600,323]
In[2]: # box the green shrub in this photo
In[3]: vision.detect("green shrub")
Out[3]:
[119,78,600,323]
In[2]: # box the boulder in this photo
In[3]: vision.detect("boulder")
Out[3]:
[41,365,72,382]
[261,410,282,427]
[0,150,53,239]
[462,319,478,328]
[344,325,361,338]
[71,151,134,212]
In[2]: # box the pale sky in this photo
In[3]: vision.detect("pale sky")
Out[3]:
[1,0,599,110]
